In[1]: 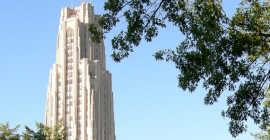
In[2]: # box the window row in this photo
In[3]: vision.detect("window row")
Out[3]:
[67,73,73,77]
[67,63,73,66]
[66,80,73,84]
[66,31,74,36]
[89,72,96,76]
[67,36,74,39]
[67,59,73,63]
[66,95,73,99]
[66,65,73,69]
[67,54,73,57]
[67,51,73,55]
[66,87,72,91]
[67,38,73,43]
[67,43,73,47]
[66,101,73,106]
[67,46,72,50]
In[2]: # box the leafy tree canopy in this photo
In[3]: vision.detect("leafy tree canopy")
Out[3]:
[0,122,20,140]
[0,120,66,140]
[251,130,270,140]
[43,119,66,140]
[22,122,46,140]
[251,88,270,140]
[89,0,270,137]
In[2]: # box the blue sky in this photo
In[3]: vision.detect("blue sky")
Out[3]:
[0,0,263,140]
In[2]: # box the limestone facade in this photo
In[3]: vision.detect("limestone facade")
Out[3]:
[45,2,115,140]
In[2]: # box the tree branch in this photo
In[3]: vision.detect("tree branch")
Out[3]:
[144,0,164,28]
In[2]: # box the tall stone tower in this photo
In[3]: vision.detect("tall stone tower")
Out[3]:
[45,2,116,140]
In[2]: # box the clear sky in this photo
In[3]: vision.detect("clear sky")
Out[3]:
[0,0,263,140]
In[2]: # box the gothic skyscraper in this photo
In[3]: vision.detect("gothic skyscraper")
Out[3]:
[45,2,116,140]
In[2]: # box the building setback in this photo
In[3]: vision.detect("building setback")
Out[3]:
[45,2,116,140]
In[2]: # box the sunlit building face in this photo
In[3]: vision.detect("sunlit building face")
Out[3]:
[45,2,116,140]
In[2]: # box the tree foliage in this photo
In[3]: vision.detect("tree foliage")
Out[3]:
[251,130,270,140]
[0,120,66,140]
[89,0,270,137]
[251,87,270,140]
[44,119,66,140]
[22,122,46,140]
[0,122,20,140]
